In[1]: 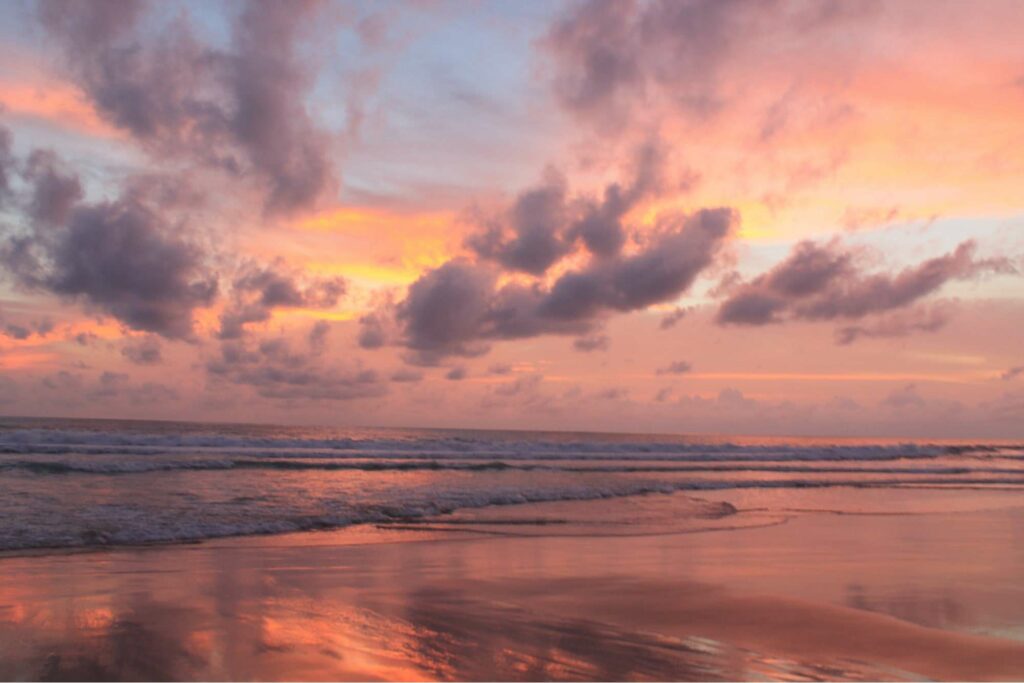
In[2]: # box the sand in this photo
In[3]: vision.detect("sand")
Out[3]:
[2,488,1024,681]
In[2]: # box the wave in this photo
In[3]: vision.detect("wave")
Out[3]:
[0,479,737,551]
[2,422,1021,554]
[1,428,1019,462]
[4,472,1023,552]
[2,457,1023,476]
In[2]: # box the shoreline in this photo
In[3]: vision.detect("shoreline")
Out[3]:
[3,488,1024,680]
[2,481,1021,560]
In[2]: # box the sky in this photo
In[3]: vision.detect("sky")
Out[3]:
[0,0,1022,438]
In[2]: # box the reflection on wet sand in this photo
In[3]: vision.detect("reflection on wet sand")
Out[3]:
[0,577,929,682]
[2,491,1024,681]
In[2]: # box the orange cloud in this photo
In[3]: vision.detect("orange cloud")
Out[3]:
[0,80,118,139]
[0,351,58,369]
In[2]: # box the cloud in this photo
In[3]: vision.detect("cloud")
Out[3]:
[465,142,667,274]
[573,334,609,352]
[0,311,54,340]
[218,259,345,339]
[1001,366,1024,381]
[23,149,83,226]
[394,207,735,363]
[494,374,543,397]
[717,240,1014,328]
[595,387,628,401]
[659,307,688,329]
[390,368,423,383]
[465,169,572,275]
[121,336,162,365]
[39,0,338,215]
[396,259,498,363]
[835,304,951,345]
[357,311,389,349]
[656,360,692,375]
[2,185,218,339]
[90,370,178,403]
[544,0,869,129]
[541,208,734,319]
[881,383,926,409]
[716,387,758,411]
[206,337,385,401]
[543,0,760,127]
[308,320,331,354]
[445,366,467,381]
[0,125,16,206]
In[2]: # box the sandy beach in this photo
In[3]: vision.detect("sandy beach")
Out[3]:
[3,487,1024,681]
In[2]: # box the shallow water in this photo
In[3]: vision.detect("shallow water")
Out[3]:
[1,416,1022,551]
[2,489,1023,681]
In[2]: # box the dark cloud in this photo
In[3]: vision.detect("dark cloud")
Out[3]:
[218,260,344,339]
[357,311,390,349]
[207,337,386,401]
[717,240,1014,328]
[566,141,667,258]
[465,170,572,275]
[230,0,337,213]
[0,311,54,340]
[540,208,734,320]
[396,208,735,363]
[480,375,553,412]
[390,368,423,383]
[89,370,179,403]
[573,334,610,352]
[90,371,130,398]
[1,323,32,340]
[835,305,950,345]
[544,0,756,125]
[659,307,688,330]
[595,387,628,401]
[1001,366,1024,382]
[445,366,467,381]
[72,331,98,346]
[2,189,218,339]
[308,320,331,354]
[656,360,692,375]
[39,0,338,215]
[23,149,84,226]
[121,336,162,365]
[488,363,512,376]
[0,125,14,205]
[396,260,497,363]
[465,143,668,273]
[544,0,869,129]
[41,370,85,392]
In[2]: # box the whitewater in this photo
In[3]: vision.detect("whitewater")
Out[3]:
[1,417,1021,551]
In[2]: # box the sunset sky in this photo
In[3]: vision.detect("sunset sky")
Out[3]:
[0,0,1022,437]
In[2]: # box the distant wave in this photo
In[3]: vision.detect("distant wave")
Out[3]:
[1,428,1019,462]
[1,422,1021,553]
[2,457,1022,477]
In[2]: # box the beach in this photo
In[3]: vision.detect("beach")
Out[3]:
[3,486,1024,681]
[3,1,1024,679]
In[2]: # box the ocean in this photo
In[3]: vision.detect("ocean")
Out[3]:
[1,416,1022,552]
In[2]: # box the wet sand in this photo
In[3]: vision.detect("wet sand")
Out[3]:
[2,488,1024,681]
